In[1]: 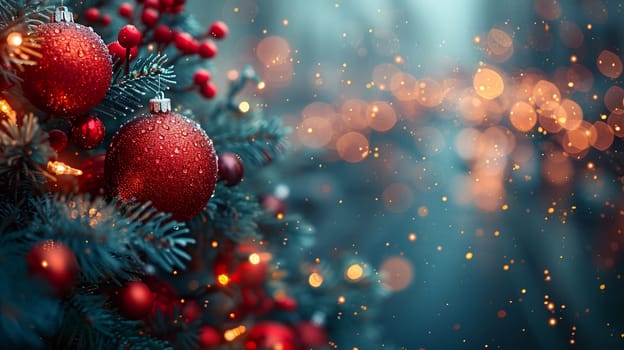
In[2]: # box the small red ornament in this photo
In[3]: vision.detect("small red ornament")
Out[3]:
[118,24,142,48]
[117,281,154,319]
[47,129,68,153]
[218,152,244,186]
[20,7,112,115]
[198,325,221,348]
[200,81,217,99]
[78,153,106,196]
[144,0,159,8]
[294,321,328,349]
[27,240,78,292]
[105,94,218,221]
[214,243,268,289]
[198,41,218,59]
[245,322,296,350]
[182,299,201,323]
[71,115,106,149]
[193,69,212,86]
[208,21,229,40]
[100,14,112,26]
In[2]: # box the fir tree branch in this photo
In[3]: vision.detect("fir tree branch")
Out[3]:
[209,115,290,167]
[94,55,176,120]
[192,185,261,241]
[0,114,55,202]
[26,195,195,284]
[54,293,173,350]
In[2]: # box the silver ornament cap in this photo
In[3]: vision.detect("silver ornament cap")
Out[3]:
[150,92,172,113]
[51,6,74,23]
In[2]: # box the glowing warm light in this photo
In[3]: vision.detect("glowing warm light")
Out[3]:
[548,317,557,327]
[308,272,324,288]
[6,32,23,47]
[589,121,614,151]
[346,264,364,281]
[597,50,623,79]
[465,252,474,260]
[297,116,333,149]
[0,98,17,125]
[257,81,266,90]
[248,253,261,265]
[408,233,417,242]
[336,131,369,163]
[238,101,250,113]
[256,36,290,66]
[486,28,513,62]
[473,68,504,100]
[533,80,561,111]
[47,161,83,176]
[41,260,48,268]
[337,295,346,304]
[224,326,246,342]
[367,101,397,132]
[217,273,229,286]
[509,101,537,132]
[380,256,414,292]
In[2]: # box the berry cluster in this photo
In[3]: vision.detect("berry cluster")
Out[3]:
[82,0,229,99]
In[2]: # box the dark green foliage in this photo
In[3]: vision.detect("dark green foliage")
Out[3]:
[95,55,176,120]
[25,195,194,284]
[53,293,173,350]
[0,114,55,201]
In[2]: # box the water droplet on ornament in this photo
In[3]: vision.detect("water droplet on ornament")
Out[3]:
[78,50,84,57]
[155,159,160,164]
[182,168,188,174]
[159,135,164,140]
[162,124,170,130]
[156,119,162,124]
[54,29,60,34]
[199,169,203,174]
[141,129,146,134]
[174,148,180,154]
[181,131,188,136]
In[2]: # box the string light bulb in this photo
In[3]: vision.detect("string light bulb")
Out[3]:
[47,161,83,176]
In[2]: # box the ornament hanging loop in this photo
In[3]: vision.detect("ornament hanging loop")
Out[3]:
[52,6,74,23]
[149,91,171,113]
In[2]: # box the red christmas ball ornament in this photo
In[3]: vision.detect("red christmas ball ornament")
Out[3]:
[208,21,229,40]
[198,325,221,348]
[71,115,106,149]
[117,281,154,319]
[214,243,268,289]
[218,152,244,186]
[198,40,218,59]
[47,129,69,153]
[100,14,112,26]
[19,7,112,116]
[182,299,201,323]
[27,240,78,292]
[294,321,328,349]
[78,153,107,196]
[118,24,142,48]
[105,94,218,222]
[244,322,297,350]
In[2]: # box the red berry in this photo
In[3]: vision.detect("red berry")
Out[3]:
[118,281,154,319]
[200,81,217,99]
[84,8,100,22]
[218,152,244,186]
[118,24,142,48]
[141,8,159,28]
[154,25,173,44]
[48,129,68,153]
[118,3,134,19]
[144,0,159,8]
[71,115,106,150]
[108,41,138,62]
[174,32,199,55]
[193,69,211,86]
[198,40,218,59]
[160,0,174,8]
[209,21,228,40]
[100,14,112,26]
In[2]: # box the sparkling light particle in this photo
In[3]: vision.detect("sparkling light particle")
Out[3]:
[248,253,261,265]
[346,264,364,281]
[6,32,22,47]
[309,272,324,288]
[238,101,250,113]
